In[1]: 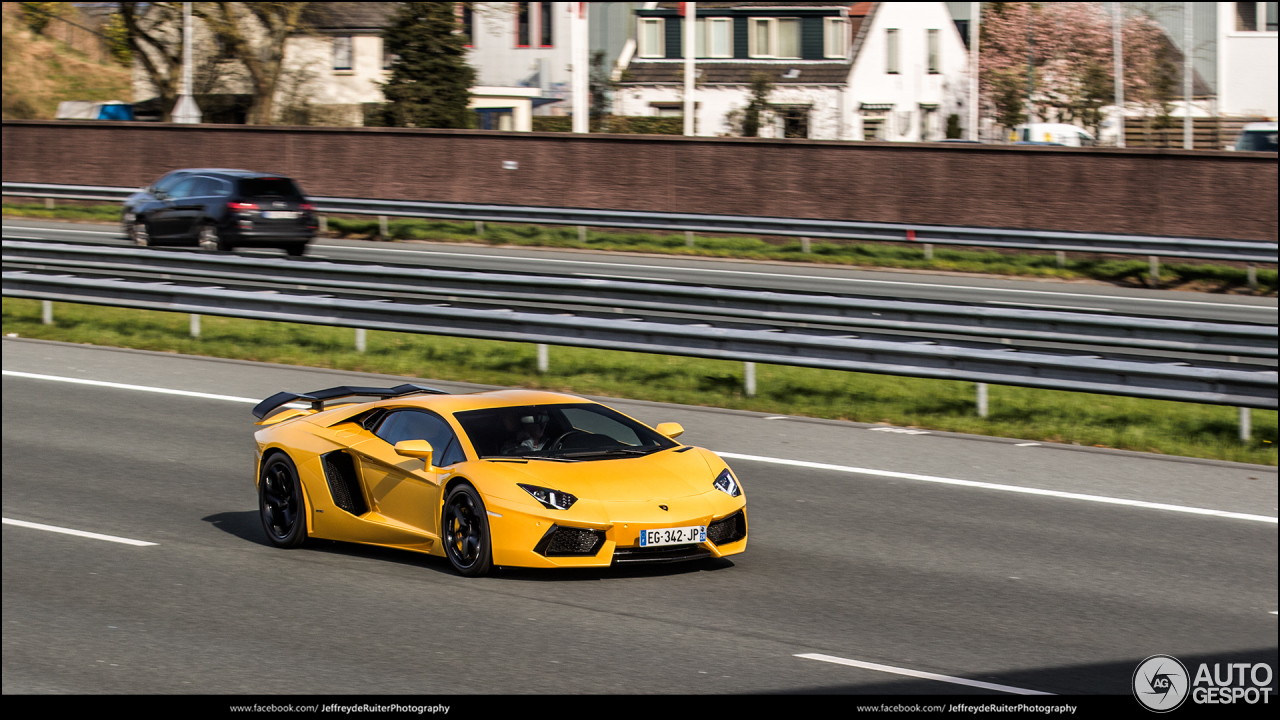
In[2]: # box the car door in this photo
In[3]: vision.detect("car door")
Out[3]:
[169,176,218,240]
[348,410,467,538]
[149,176,199,239]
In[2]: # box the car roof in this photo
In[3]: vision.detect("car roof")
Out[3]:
[169,168,294,179]
[1241,122,1277,131]
[309,388,598,423]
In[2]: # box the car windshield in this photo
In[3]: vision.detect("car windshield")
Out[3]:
[1238,131,1278,152]
[238,177,302,198]
[453,403,677,460]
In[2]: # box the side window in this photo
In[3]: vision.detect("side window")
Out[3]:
[167,177,199,199]
[376,411,466,466]
[190,177,218,197]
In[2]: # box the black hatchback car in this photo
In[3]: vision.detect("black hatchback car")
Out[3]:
[122,169,317,255]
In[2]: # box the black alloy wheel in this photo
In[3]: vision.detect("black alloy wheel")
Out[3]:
[259,453,307,548]
[442,483,492,577]
[283,243,307,257]
[130,216,151,247]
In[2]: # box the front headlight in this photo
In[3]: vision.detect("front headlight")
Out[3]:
[713,468,740,497]
[518,483,578,511]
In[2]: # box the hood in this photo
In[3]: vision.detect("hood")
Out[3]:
[496,448,715,502]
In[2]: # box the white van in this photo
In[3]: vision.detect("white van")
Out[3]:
[1230,122,1278,152]
[1012,123,1096,147]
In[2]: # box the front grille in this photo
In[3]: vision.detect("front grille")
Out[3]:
[321,451,367,515]
[534,525,605,557]
[707,511,747,546]
[611,544,713,564]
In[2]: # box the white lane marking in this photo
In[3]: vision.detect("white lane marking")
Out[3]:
[310,243,1270,309]
[6,372,1273,524]
[1270,611,1278,615]
[1016,442,1042,447]
[2,225,120,236]
[795,653,1052,695]
[3,518,157,546]
[717,452,1279,524]
[2,371,260,404]
[869,427,931,435]
[763,416,790,420]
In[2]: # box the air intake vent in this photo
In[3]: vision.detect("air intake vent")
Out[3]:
[321,451,367,515]
[534,525,605,557]
[707,510,746,546]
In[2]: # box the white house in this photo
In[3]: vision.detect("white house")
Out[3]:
[611,2,970,140]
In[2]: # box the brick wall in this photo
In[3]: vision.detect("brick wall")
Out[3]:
[3,120,1276,241]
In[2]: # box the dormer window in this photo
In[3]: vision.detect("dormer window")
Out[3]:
[638,17,665,58]
[695,17,734,58]
[748,17,800,59]
[824,17,848,58]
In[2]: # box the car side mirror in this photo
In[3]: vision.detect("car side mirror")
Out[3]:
[655,422,684,439]
[394,439,434,469]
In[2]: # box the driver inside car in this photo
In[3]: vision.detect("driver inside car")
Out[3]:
[500,411,552,454]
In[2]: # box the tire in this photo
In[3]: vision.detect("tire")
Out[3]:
[259,452,308,548]
[283,243,307,257]
[442,483,493,577]
[129,216,151,247]
[197,222,230,252]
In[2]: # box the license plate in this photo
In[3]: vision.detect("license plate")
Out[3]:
[638,525,706,547]
[262,211,298,219]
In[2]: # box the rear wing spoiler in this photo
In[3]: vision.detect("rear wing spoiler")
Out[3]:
[252,383,448,420]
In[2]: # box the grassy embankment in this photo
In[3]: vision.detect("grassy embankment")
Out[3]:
[5,203,1275,294]
[5,298,1275,465]
[1,6,131,120]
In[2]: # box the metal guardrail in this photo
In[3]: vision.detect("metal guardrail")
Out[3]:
[3,240,1275,359]
[5,182,1277,262]
[4,270,1275,409]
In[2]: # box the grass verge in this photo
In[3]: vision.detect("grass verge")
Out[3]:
[4,298,1274,465]
[5,203,1275,294]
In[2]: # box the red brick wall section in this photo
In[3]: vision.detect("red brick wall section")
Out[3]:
[4,120,1276,241]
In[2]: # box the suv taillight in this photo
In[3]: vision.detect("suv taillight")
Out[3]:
[228,202,258,211]
[299,203,315,211]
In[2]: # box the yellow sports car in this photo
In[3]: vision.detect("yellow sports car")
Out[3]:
[252,384,747,576]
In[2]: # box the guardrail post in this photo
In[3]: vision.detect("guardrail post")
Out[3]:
[1248,263,1257,294]
[355,328,366,352]
[44,198,54,210]
[1148,256,1160,288]
[474,220,485,236]
[800,237,811,253]
[976,382,989,417]
[378,215,389,240]
[318,215,327,234]
[923,243,934,261]
[686,231,695,248]
[536,343,549,373]
[744,362,756,397]
[1056,251,1066,269]
[1239,407,1251,442]
[578,226,587,243]
[189,314,200,339]
[41,300,52,325]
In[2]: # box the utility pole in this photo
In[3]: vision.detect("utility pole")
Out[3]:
[1024,7,1035,126]
[684,2,696,136]
[1112,2,1124,148]
[571,3,589,133]
[172,2,201,123]
[1182,2,1193,149]
[969,2,980,141]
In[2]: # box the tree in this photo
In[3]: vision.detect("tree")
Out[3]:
[379,2,475,129]
[980,2,1167,139]
[193,2,310,126]
[119,2,186,122]
[742,72,773,138]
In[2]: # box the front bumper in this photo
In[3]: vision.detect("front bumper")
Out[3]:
[484,495,748,569]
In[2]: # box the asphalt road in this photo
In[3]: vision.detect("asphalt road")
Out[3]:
[4,219,1276,325]
[3,339,1275,694]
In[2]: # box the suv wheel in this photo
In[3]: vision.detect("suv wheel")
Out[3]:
[198,223,229,252]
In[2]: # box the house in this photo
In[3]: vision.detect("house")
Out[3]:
[611,2,971,140]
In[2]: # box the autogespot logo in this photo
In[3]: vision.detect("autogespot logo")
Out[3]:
[1134,655,1190,712]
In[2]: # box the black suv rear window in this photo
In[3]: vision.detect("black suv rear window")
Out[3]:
[238,178,302,198]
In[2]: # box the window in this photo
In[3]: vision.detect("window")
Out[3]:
[237,178,302,198]
[375,411,466,467]
[885,29,899,73]
[1237,2,1258,30]
[695,17,733,57]
[927,29,939,73]
[824,17,848,58]
[638,17,664,57]
[167,177,199,199]
[461,4,474,45]
[1270,2,1278,31]
[862,111,886,140]
[749,17,800,59]
[516,2,530,46]
[333,36,352,70]
[540,1,553,46]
